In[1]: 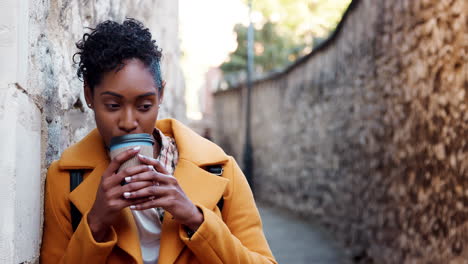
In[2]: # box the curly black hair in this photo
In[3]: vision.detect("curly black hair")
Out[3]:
[74,18,163,92]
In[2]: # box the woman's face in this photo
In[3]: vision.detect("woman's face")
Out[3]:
[84,58,164,147]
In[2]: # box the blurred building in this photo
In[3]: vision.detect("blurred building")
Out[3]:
[188,67,223,140]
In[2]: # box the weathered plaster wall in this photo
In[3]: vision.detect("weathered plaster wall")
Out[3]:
[0,1,42,263]
[0,0,184,262]
[213,0,467,262]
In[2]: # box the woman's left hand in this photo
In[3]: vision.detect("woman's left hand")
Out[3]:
[123,154,204,232]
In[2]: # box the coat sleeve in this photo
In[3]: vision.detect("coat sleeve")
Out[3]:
[179,157,277,264]
[40,161,118,264]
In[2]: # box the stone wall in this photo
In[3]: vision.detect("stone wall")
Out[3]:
[29,0,186,165]
[0,0,184,262]
[213,0,467,262]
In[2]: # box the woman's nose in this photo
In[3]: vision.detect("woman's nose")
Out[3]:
[119,108,138,132]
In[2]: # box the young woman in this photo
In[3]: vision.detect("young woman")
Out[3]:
[40,19,276,264]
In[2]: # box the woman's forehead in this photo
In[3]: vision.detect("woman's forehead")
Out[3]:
[96,59,159,95]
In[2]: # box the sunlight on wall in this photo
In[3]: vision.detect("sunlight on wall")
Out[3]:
[179,0,248,120]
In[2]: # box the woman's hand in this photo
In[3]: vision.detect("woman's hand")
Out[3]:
[87,147,156,242]
[123,154,204,232]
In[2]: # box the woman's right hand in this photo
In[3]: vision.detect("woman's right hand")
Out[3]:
[87,146,155,242]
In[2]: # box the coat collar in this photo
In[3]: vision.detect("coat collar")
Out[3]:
[59,118,229,169]
[60,118,230,263]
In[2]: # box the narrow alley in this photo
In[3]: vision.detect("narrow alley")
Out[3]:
[259,203,351,264]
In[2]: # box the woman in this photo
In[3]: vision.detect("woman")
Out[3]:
[40,19,276,264]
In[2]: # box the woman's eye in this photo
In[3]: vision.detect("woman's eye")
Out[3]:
[138,104,153,111]
[105,104,120,110]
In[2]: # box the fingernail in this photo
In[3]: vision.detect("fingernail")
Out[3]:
[148,165,154,171]
[138,154,145,159]
[133,146,141,151]
[123,192,131,198]
[130,205,136,210]
[125,177,132,183]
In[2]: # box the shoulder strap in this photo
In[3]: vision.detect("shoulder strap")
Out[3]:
[70,170,84,232]
[204,165,224,211]
[204,165,223,176]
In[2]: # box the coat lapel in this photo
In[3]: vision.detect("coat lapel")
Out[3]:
[158,159,229,264]
[68,160,143,263]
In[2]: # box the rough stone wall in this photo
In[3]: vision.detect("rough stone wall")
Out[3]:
[0,0,184,262]
[213,0,467,263]
[29,0,185,165]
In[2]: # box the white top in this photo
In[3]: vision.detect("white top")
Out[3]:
[131,129,179,264]
[131,209,163,264]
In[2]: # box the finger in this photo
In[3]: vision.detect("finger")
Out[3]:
[122,196,151,207]
[124,184,173,200]
[137,154,170,175]
[130,196,172,211]
[129,195,157,204]
[120,181,154,199]
[106,178,154,201]
[107,196,147,212]
[104,146,141,178]
[109,164,154,186]
[121,180,155,197]
[126,169,175,185]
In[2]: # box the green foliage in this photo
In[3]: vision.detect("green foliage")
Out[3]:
[221,0,351,76]
[221,22,303,74]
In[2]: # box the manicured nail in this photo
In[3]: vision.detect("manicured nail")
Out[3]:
[123,192,131,198]
[138,154,145,159]
[125,177,132,183]
[133,146,141,151]
[130,205,136,210]
[148,165,154,171]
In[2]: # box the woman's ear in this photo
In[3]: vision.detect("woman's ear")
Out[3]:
[84,83,93,109]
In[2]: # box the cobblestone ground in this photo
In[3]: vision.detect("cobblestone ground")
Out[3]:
[258,203,351,264]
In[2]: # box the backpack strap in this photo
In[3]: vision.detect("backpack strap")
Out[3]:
[204,165,224,211]
[204,165,223,176]
[70,170,84,232]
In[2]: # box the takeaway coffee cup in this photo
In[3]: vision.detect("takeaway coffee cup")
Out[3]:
[109,133,155,173]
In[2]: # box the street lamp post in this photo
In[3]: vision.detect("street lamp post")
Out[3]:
[243,0,254,193]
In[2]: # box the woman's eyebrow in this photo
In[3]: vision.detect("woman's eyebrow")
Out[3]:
[100,91,123,98]
[137,92,157,98]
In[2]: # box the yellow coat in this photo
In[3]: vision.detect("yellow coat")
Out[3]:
[40,118,277,264]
